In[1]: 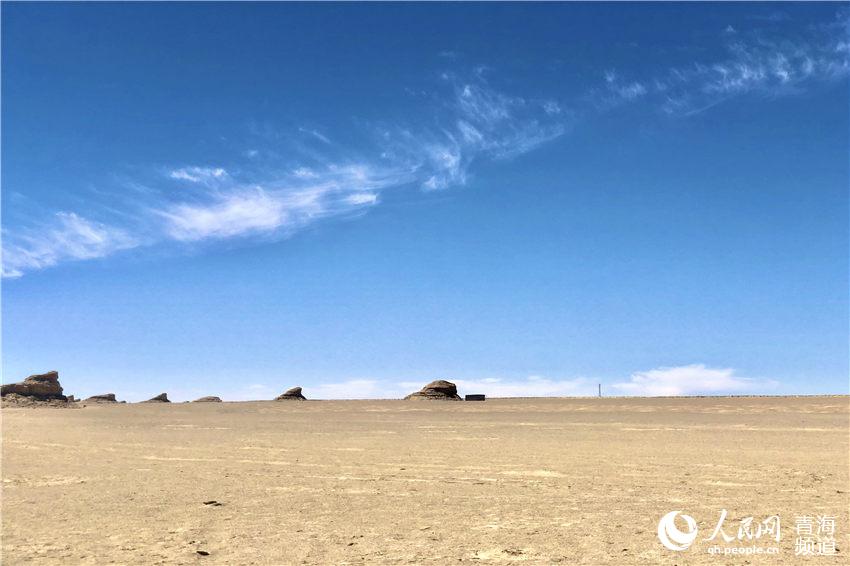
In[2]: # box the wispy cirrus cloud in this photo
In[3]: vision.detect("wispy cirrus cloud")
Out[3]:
[3,9,847,278]
[345,192,379,206]
[161,188,292,241]
[169,166,229,184]
[596,10,849,115]
[2,212,138,278]
[158,162,413,242]
[298,126,332,144]
[380,75,568,191]
[3,72,566,277]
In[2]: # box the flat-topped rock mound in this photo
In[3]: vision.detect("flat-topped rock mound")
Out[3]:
[85,393,118,403]
[142,393,170,403]
[1,371,66,400]
[193,396,222,402]
[405,380,462,400]
[275,387,306,400]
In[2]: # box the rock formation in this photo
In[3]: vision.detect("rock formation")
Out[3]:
[275,387,306,400]
[143,393,170,403]
[193,396,222,402]
[404,380,462,400]
[1,371,66,400]
[1,393,77,408]
[85,393,118,403]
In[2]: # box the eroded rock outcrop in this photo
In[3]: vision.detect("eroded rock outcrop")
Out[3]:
[85,393,118,403]
[1,393,77,408]
[1,371,66,400]
[404,380,462,400]
[193,396,222,402]
[143,393,170,403]
[275,387,306,400]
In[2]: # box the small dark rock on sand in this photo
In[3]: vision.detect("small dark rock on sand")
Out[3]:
[275,386,306,400]
[405,380,462,400]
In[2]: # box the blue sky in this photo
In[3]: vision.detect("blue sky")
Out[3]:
[2,3,848,401]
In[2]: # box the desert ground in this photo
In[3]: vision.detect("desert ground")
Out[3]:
[2,396,848,565]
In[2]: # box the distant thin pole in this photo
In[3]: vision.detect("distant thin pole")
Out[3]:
[598,383,602,397]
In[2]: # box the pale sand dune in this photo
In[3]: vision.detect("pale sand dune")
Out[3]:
[2,397,848,564]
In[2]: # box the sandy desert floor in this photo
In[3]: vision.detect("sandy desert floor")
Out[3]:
[2,396,848,565]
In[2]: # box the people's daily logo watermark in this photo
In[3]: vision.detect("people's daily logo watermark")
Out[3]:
[657,510,837,556]
[657,511,699,551]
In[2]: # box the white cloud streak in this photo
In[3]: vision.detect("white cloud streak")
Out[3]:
[4,72,567,277]
[169,166,229,184]
[299,127,332,144]
[385,76,567,191]
[161,187,292,241]
[4,10,846,278]
[2,212,138,278]
[597,10,849,114]
[611,364,777,396]
[158,163,411,242]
